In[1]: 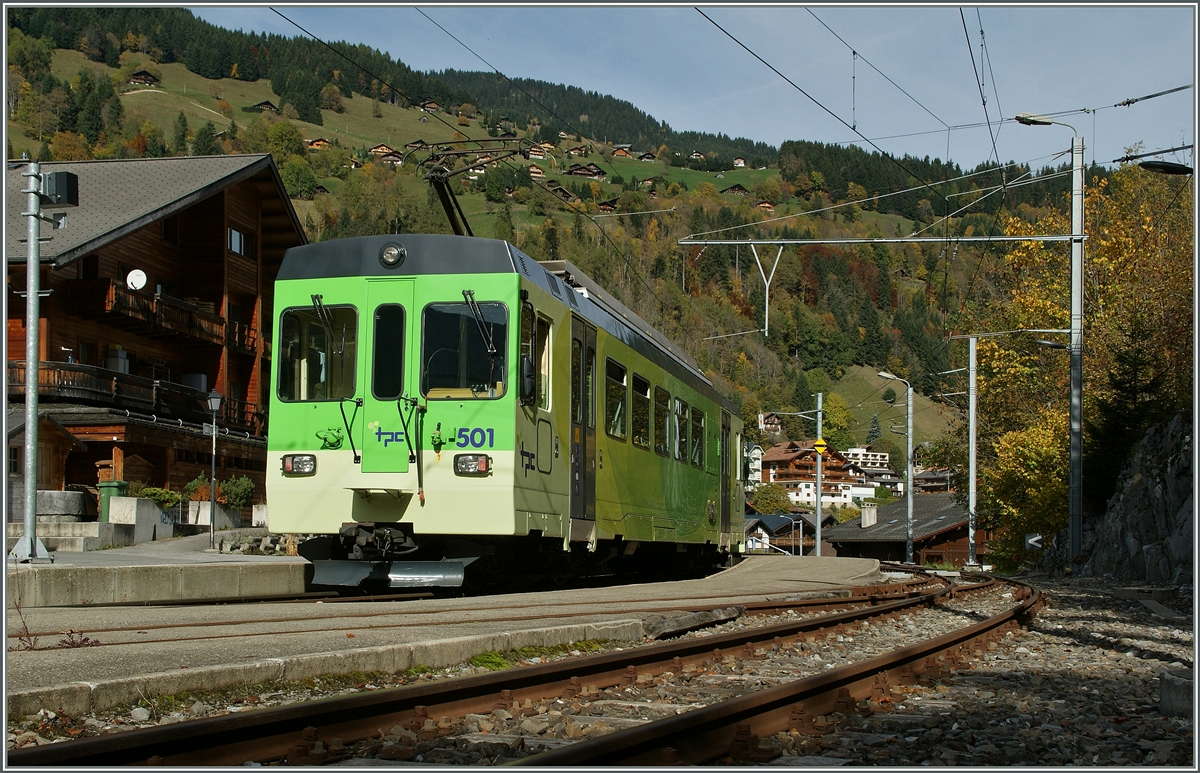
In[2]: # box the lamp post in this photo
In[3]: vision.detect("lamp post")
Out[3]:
[207,390,222,549]
[1015,112,1084,563]
[878,371,913,564]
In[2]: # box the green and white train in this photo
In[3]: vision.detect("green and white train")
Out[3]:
[267,234,745,588]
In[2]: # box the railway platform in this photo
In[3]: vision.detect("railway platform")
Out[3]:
[5,534,886,718]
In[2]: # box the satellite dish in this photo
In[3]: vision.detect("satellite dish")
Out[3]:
[126,269,147,291]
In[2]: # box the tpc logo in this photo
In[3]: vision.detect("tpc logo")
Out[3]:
[368,421,405,447]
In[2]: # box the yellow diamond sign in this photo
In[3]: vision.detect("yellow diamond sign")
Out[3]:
[813,438,828,455]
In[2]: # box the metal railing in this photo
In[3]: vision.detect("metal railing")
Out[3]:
[66,279,226,345]
[8,362,215,423]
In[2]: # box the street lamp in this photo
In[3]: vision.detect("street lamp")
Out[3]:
[878,371,913,564]
[207,389,223,549]
[1016,112,1085,564]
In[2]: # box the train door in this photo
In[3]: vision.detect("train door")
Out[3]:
[570,317,597,521]
[361,280,415,473]
[720,411,732,533]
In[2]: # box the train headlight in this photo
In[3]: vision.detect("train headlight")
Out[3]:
[379,242,406,269]
[282,454,317,475]
[453,453,491,476]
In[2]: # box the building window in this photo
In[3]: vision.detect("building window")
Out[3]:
[8,447,19,476]
[228,227,254,259]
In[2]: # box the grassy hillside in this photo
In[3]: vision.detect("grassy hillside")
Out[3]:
[835,365,954,448]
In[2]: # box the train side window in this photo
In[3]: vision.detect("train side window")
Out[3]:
[631,374,650,449]
[278,305,358,402]
[372,304,405,399]
[605,358,627,440]
[586,346,596,429]
[690,407,705,469]
[674,397,689,462]
[520,303,535,362]
[536,317,551,410]
[571,339,582,423]
[653,387,670,457]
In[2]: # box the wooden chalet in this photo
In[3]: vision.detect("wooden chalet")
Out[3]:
[558,131,571,140]
[545,183,573,202]
[756,201,776,212]
[566,163,605,181]
[721,183,750,196]
[249,100,279,114]
[527,147,546,160]
[419,99,440,112]
[597,198,618,213]
[566,146,588,157]
[305,138,332,151]
[376,152,404,166]
[760,440,875,510]
[344,158,363,170]
[612,145,633,158]
[128,70,160,87]
[733,157,746,168]
[404,139,427,150]
[528,164,545,179]
[823,492,991,567]
[689,150,706,160]
[638,152,657,162]
[368,144,397,156]
[5,155,305,517]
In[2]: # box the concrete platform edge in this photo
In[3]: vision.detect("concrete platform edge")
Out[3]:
[6,620,645,717]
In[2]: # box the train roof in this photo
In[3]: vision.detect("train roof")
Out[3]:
[278,234,732,412]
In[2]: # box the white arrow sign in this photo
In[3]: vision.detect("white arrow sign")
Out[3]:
[1025,533,1044,550]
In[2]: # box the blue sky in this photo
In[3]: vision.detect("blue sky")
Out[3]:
[190,4,1196,171]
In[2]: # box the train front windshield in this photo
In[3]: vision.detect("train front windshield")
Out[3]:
[421,302,508,399]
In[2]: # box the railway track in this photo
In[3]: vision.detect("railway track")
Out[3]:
[8,571,1041,766]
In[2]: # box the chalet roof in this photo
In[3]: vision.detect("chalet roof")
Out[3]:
[6,410,85,449]
[822,492,966,543]
[761,440,849,466]
[129,69,159,82]
[5,154,305,269]
[721,183,749,194]
[745,511,833,533]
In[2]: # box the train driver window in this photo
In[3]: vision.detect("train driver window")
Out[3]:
[690,407,705,469]
[536,316,550,410]
[631,374,650,449]
[421,301,508,399]
[605,358,627,440]
[653,387,670,457]
[674,397,689,462]
[278,305,358,401]
[586,346,596,429]
[571,339,583,423]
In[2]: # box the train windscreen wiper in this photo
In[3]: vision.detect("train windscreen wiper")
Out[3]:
[461,290,496,357]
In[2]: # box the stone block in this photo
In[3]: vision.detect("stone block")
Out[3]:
[252,503,268,527]
[1161,668,1193,717]
[237,563,306,597]
[188,501,239,531]
[35,490,86,516]
[108,497,160,544]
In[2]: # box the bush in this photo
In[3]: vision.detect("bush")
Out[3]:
[185,474,220,503]
[140,487,182,510]
[222,476,255,510]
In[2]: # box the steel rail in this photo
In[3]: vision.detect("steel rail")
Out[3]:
[7,574,960,767]
[517,578,1041,766]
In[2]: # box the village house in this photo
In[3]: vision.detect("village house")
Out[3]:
[760,440,876,510]
[305,138,331,151]
[822,493,991,568]
[545,183,573,202]
[527,146,546,161]
[375,152,404,166]
[689,150,706,161]
[248,100,278,114]
[528,164,545,179]
[756,201,776,212]
[744,510,838,555]
[566,146,588,157]
[612,145,633,158]
[5,155,306,523]
[128,70,160,87]
[597,198,618,213]
[733,157,746,168]
[721,183,750,196]
[419,99,440,112]
[638,152,657,162]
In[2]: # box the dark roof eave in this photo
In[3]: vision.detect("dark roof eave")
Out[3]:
[48,156,304,269]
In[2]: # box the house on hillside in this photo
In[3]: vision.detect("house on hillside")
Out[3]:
[527,146,546,160]
[5,155,306,522]
[721,183,749,196]
[689,150,706,161]
[376,152,404,166]
[528,164,545,179]
[823,492,991,567]
[760,440,876,510]
[368,144,397,156]
[248,100,278,114]
[128,70,160,87]
[733,157,746,168]
[419,99,440,112]
[566,146,588,157]
[305,138,331,151]
[545,183,573,202]
[597,198,618,213]
[756,201,775,212]
[638,152,657,162]
[404,139,427,150]
[612,145,633,158]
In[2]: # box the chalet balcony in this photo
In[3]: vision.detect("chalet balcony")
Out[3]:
[223,396,266,435]
[66,279,225,346]
[9,361,215,424]
[228,322,257,356]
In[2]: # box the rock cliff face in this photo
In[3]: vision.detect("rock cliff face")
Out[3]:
[1076,411,1193,585]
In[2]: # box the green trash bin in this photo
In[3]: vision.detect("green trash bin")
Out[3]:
[97,480,128,523]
